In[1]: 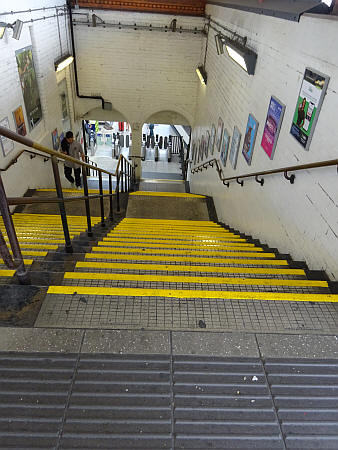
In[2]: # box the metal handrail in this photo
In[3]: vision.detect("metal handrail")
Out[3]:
[0,126,135,284]
[191,157,338,186]
[0,125,112,176]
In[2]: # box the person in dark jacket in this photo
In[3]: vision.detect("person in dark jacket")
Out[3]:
[60,131,85,189]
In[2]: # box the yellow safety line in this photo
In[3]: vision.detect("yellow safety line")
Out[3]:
[104,236,247,243]
[14,243,58,250]
[85,253,288,265]
[129,191,205,198]
[5,238,66,243]
[0,259,33,265]
[99,241,259,250]
[15,250,47,256]
[76,261,304,275]
[48,285,338,303]
[0,269,15,276]
[114,227,230,234]
[91,246,275,258]
[109,231,239,238]
[65,272,328,288]
[123,218,216,225]
[10,213,101,219]
[102,237,254,247]
[36,188,110,194]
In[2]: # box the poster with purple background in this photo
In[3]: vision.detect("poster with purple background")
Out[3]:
[261,96,285,159]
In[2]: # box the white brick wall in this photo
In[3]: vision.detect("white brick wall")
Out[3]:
[191,5,338,279]
[73,9,204,126]
[0,0,77,197]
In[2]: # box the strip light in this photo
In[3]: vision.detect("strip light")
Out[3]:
[55,55,74,72]
[196,66,207,85]
[223,37,257,76]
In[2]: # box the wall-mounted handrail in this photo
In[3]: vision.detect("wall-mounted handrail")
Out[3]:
[191,157,338,185]
[0,126,135,284]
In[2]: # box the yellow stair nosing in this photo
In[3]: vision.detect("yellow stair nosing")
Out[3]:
[85,253,288,265]
[104,236,247,243]
[98,241,260,250]
[90,246,274,258]
[47,285,338,303]
[0,269,16,277]
[75,261,304,275]
[65,272,328,288]
[0,259,33,265]
[102,238,255,247]
[129,191,205,198]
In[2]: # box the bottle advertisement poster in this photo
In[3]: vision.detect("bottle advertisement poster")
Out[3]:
[261,96,285,159]
[290,68,329,151]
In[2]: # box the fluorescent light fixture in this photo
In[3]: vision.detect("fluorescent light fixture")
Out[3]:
[196,66,207,85]
[55,55,74,72]
[0,20,23,40]
[322,0,333,6]
[0,24,6,39]
[224,38,257,75]
[215,33,224,55]
[12,20,23,40]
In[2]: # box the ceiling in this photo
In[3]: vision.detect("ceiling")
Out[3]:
[71,0,335,20]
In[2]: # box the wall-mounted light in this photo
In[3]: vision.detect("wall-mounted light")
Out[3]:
[0,20,23,40]
[196,65,207,85]
[223,37,257,76]
[55,55,74,72]
[215,33,224,55]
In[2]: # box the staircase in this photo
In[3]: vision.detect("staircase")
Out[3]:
[16,190,334,332]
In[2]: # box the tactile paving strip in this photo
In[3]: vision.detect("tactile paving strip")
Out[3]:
[1,353,337,449]
[35,293,338,333]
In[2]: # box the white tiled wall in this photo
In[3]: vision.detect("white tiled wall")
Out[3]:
[191,5,338,279]
[0,0,76,197]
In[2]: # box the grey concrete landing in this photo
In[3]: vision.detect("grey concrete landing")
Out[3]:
[126,195,210,220]
[0,329,338,449]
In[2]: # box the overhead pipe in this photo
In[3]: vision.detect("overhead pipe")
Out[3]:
[66,0,107,109]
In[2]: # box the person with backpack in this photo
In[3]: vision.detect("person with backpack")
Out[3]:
[60,131,85,190]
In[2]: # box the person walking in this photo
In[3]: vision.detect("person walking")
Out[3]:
[60,131,85,190]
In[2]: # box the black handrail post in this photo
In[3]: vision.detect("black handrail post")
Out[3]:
[125,159,128,192]
[116,173,121,212]
[120,158,124,193]
[0,173,30,284]
[109,174,114,221]
[51,157,73,253]
[82,166,92,237]
[98,171,105,227]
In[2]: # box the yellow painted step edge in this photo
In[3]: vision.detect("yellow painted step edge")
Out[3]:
[123,218,216,224]
[65,272,328,288]
[48,285,338,303]
[91,246,275,258]
[85,253,288,265]
[76,261,304,275]
[104,236,247,243]
[99,241,260,250]
[129,191,205,198]
[0,269,15,277]
[0,259,33,265]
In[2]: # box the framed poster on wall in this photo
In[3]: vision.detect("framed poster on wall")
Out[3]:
[220,128,230,167]
[13,106,27,136]
[197,138,201,163]
[242,114,259,165]
[210,124,216,155]
[200,135,205,162]
[205,130,210,158]
[261,96,285,159]
[229,126,241,169]
[215,117,224,152]
[16,46,43,130]
[52,129,59,150]
[290,68,330,150]
[0,117,14,157]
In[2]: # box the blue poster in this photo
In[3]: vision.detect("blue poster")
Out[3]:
[261,96,285,159]
[242,114,258,165]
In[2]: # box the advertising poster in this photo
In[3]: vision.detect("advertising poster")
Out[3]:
[16,46,43,130]
[52,129,59,150]
[210,124,216,155]
[13,106,27,136]
[290,68,330,150]
[242,114,259,165]
[205,130,210,158]
[197,138,201,163]
[215,117,224,152]
[220,128,230,167]
[0,117,14,157]
[261,96,285,159]
[229,126,241,169]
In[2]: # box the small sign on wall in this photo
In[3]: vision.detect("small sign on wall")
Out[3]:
[229,126,241,170]
[242,114,259,166]
[290,68,330,151]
